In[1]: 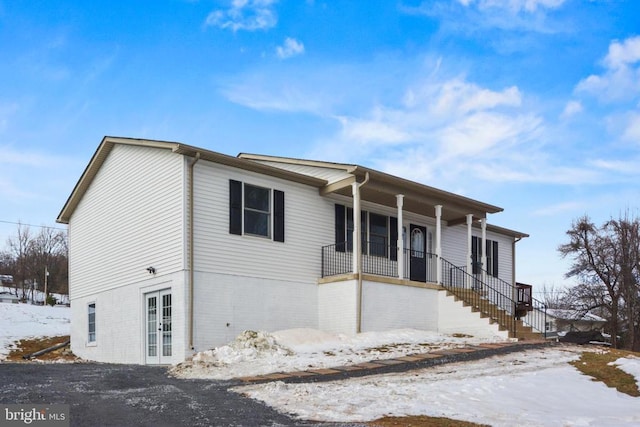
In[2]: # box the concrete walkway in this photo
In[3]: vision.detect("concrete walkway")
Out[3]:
[237,340,552,384]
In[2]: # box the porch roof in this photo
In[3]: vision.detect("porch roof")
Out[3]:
[238,153,504,224]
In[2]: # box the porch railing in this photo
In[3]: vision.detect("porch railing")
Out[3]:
[321,242,437,281]
[321,243,353,277]
[321,242,546,338]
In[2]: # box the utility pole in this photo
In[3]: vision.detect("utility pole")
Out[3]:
[44,267,49,304]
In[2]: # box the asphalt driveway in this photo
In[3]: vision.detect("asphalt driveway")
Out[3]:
[0,363,352,427]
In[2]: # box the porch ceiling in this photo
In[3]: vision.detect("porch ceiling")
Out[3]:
[326,167,503,223]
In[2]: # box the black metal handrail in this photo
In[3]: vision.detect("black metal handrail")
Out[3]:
[440,256,518,338]
[473,265,547,336]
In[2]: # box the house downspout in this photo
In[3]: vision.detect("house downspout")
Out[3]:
[355,172,370,333]
[188,152,201,351]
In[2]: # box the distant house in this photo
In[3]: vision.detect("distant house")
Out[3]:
[545,309,606,337]
[57,137,541,365]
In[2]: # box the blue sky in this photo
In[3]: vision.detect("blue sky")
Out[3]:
[1,0,639,294]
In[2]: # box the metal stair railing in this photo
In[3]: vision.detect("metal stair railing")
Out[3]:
[440,257,517,337]
[472,264,547,337]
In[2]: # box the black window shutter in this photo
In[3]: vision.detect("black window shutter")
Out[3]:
[335,204,346,252]
[229,180,242,235]
[273,190,285,242]
[390,216,398,261]
[361,211,368,255]
[492,240,499,277]
[471,236,479,274]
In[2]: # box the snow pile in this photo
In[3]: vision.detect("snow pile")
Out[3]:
[0,302,71,360]
[172,328,506,380]
[192,330,293,365]
[235,347,640,426]
[611,356,640,383]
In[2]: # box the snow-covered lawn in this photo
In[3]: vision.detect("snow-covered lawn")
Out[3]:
[235,346,640,426]
[3,302,639,426]
[171,328,508,380]
[0,302,71,360]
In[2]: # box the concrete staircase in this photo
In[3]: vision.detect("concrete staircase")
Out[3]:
[446,289,544,340]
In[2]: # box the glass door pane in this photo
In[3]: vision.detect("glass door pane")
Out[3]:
[161,293,172,358]
[147,296,157,358]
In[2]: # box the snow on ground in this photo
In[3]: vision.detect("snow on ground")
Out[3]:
[235,346,640,426]
[171,328,508,380]
[613,356,640,383]
[0,302,71,360]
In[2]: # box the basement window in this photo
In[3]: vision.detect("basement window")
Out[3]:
[88,303,96,343]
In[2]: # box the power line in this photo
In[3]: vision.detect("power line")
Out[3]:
[0,220,66,231]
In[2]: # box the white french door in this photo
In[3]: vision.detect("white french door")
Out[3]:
[145,289,172,364]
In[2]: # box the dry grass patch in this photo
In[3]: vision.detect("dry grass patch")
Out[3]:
[6,335,77,362]
[369,415,489,427]
[570,348,640,397]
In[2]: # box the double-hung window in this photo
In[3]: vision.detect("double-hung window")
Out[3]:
[88,303,96,343]
[471,236,499,277]
[243,184,271,237]
[229,180,285,242]
[369,213,388,257]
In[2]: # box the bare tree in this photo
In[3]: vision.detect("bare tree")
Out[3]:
[4,223,34,301]
[559,214,640,350]
[0,223,68,302]
[537,283,570,309]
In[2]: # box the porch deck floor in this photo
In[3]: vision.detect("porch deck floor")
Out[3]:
[236,340,552,384]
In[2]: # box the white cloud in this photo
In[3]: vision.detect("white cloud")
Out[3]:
[621,112,640,143]
[458,0,566,13]
[529,201,584,216]
[560,100,582,119]
[603,36,640,70]
[404,0,568,40]
[222,59,621,188]
[588,157,640,174]
[427,79,521,116]
[205,0,278,32]
[337,116,412,145]
[438,111,540,157]
[576,36,640,102]
[276,38,304,59]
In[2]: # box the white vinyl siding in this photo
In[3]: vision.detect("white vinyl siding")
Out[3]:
[441,225,514,285]
[193,161,333,284]
[68,144,185,299]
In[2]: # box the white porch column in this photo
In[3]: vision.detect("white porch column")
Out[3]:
[481,217,487,284]
[396,194,404,279]
[466,214,474,287]
[352,182,360,274]
[435,205,442,284]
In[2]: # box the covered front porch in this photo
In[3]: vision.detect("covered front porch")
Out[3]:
[317,168,545,338]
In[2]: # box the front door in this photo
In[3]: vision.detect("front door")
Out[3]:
[410,224,427,282]
[145,289,172,364]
